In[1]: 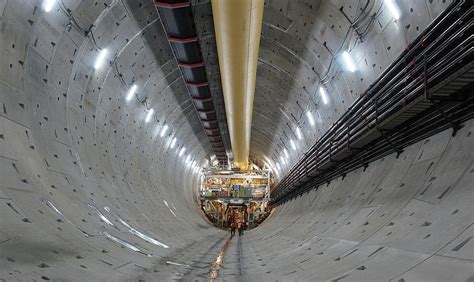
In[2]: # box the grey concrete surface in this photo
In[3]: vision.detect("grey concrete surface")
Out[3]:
[0,0,472,281]
[243,119,474,281]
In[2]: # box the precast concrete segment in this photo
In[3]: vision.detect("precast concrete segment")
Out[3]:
[0,0,226,280]
[242,120,474,281]
[211,0,264,169]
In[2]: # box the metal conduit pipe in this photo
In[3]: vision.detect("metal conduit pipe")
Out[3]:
[211,0,264,170]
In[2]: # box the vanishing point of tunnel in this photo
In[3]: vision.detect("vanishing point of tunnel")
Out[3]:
[0,0,473,281]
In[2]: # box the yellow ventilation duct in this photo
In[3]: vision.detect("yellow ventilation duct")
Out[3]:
[211,0,264,170]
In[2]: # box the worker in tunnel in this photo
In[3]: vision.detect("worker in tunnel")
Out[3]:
[230,220,236,237]
[238,219,245,236]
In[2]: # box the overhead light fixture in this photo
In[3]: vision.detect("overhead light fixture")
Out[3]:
[341,51,356,72]
[319,86,329,105]
[384,0,401,20]
[296,127,303,140]
[185,155,191,164]
[179,147,186,157]
[280,156,286,165]
[94,48,108,70]
[126,85,137,101]
[160,125,168,137]
[42,0,56,12]
[306,111,315,126]
[290,139,297,151]
[263,155,272,164]
[145,108,154,123]
[276,162,281,171]
[170,137,177,149]
[283,148,289,159]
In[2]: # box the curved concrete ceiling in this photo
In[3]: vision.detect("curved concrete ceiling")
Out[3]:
[1,0,472,280]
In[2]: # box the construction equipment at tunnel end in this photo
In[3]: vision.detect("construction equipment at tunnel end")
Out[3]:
[271,0,474,206]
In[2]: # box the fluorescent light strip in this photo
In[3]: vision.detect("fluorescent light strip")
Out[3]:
[341,51,356,72]
[290,139,297,151]
[384,0,401,20]
[170,137,177,149]
[42,0,56,12]
[319,86,329,105]
[296,127,303,140]
[306,111,315,126]
[263,155,272,165]
[179,147,186,157]
[160,125,168,137]
[145,109,154,123]
[126,85,137,101]
[283,148,289,159]
[94,48,108,70]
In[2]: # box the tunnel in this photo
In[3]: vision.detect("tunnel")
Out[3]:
[0,0,473,281]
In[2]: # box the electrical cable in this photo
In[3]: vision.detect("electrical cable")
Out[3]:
[319,0,384,85]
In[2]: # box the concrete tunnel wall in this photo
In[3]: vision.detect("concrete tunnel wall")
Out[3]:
[0,0,225,280]
[241,122,474,281]
[0,0,473,281]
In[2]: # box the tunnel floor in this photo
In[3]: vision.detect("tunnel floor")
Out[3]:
[139,233,251,281]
